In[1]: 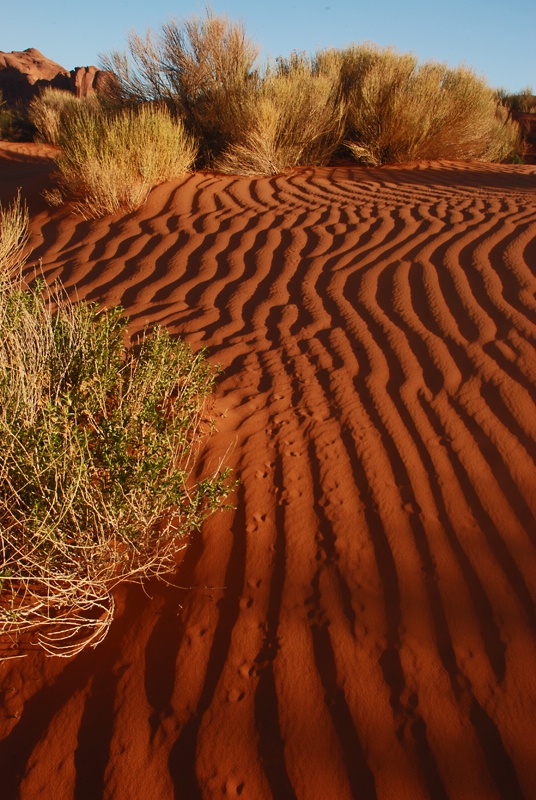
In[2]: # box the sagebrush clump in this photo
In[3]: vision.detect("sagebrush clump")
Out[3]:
[213,53,345,175]
[102,10,260,165]
[29,87,101,145]
[336,44,522,164]
[0,91,35,142]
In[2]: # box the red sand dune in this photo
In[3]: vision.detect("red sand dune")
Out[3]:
[1,143,536,799]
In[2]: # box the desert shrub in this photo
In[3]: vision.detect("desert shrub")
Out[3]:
[101,14,524,170]
[337,44,522,164]
[311,47,346,82]
[0,196,233,658]
[0,92,35,142]
[214,53,345,175]
[51,102,198,216]
[28,87,101,145]
[101,9,260,164]
[497,86,536,115]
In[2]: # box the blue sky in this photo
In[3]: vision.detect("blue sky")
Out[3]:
[3,0,535,93]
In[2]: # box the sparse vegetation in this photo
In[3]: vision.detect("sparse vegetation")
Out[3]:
[50,102,198,217]
[2,11,527,207]
[0,191,29,277]
[497,86,536,115]
[0,194,234,658]
[98,11,524,176]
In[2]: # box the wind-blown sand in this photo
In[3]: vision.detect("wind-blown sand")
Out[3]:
[1,142,536,799]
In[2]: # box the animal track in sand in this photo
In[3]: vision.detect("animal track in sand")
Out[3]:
[4,153,536,800]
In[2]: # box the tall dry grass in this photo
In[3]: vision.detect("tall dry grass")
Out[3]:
[52,102,198,217]
[0,192,29,278]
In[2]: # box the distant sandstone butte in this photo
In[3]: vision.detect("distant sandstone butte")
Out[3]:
[0,47,117,105]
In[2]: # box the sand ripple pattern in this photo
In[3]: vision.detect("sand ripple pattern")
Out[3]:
[2,161,536,799]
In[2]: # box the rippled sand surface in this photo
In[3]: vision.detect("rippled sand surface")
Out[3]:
[1,146,536,799]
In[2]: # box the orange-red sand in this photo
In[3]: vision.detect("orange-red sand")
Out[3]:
[1,142,536,799]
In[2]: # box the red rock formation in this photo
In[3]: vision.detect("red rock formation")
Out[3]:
[0,48,69,103]
[0,48,116,105]
[69,65,118,98]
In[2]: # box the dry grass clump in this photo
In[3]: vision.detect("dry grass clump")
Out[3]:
[28,88,100,145]
[214,54,345,175]
[102,9,259,164]
[0,196,233,658]
[51,102,198,217]
[337,44,522,165]
[0,192,29,277]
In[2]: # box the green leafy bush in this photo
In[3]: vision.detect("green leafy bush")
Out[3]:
[0,196,233,658]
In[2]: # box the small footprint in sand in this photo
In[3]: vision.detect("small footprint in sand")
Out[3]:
[255,461,275,479]
[246,512,267,533]
[238,661,256,679]
[227,689,245,703]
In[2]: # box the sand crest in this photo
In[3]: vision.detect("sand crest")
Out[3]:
[1,146,536,799]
